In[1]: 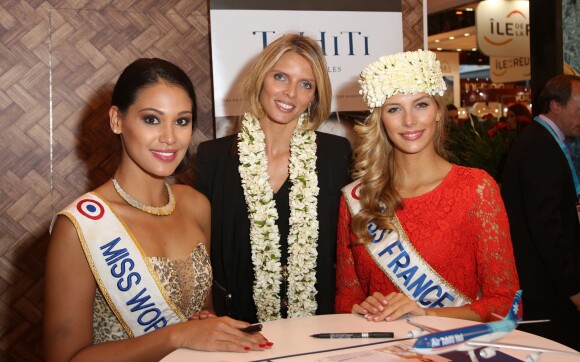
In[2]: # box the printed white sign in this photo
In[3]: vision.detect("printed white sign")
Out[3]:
[489,56,530,83]
[210,9,403,117]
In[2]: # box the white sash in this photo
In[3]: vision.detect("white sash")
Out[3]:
[343,181,470,308]
[58,193,186,337]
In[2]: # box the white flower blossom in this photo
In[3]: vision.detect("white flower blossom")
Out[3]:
[359,50,447,110]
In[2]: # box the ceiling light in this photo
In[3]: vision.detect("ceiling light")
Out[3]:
[456,10,463,15]
[457,48,462,52]
[472,48,477,51]
[466,8,474,11]
[449,36,455,40]
[437,48,443,51]
[464,33,470,37]
[435,39,440,43]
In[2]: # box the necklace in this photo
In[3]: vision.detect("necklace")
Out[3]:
[238,112,319,322]
[112,178,176,216]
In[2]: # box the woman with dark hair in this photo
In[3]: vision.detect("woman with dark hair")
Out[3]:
[195,33,351,323]
[335,50,520,322]
[506,103,532,133]
[44,58,269,361]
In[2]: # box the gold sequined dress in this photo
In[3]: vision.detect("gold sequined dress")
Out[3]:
[92,243,212,343]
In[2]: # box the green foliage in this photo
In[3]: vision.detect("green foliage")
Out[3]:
[446,115,517,181]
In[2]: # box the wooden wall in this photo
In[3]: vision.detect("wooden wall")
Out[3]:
[0,1,422,359]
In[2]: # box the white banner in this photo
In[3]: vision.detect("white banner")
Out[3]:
[209,8,403,117]
[476,0,529,57]
[489,56,531,83]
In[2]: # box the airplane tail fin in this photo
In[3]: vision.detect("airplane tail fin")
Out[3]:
[501,290,550,325]
[505,290,522,321]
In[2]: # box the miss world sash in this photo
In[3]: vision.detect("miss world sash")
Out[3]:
[343,181,470,308]
[58,193,186,337]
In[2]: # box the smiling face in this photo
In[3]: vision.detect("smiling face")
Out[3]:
[258,51,316,126]
[111,81,193,177]
[381,92,442,157]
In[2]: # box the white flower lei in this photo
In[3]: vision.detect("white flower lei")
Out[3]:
[238,112,319,322]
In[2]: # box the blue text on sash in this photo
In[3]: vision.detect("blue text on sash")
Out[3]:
[368,222,386,243]
[377,239,455,308]
[100,237,169,333]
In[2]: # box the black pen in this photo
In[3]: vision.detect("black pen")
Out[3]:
[310,332,394,338]
[239,323,263,334]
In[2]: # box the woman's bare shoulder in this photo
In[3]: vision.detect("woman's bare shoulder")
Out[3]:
[172,184,210,212]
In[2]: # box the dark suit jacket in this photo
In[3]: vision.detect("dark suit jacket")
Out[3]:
[501,119,580,347]
[194,131,351,322]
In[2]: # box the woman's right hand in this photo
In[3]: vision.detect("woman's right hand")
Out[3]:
[352,292,426,322]
[351,291,387,317]
[175,316,272,352]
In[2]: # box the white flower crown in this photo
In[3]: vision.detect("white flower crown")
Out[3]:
[359,49,447,109]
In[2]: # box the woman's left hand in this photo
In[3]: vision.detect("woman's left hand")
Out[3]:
[364,292,426,322]
[189,310,217,320]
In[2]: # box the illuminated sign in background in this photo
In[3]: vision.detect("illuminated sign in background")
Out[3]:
[489,56,531,83]
[476,0,530,83]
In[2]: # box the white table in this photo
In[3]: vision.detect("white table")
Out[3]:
[161,314,580,362]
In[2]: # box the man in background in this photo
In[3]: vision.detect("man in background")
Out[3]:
[501,75,580,350]
[446,104,459,126]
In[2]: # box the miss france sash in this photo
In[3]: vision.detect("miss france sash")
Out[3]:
[57,193,186,337]
[343,182,470,308]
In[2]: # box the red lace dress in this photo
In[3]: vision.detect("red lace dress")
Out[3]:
[335,165,520,321]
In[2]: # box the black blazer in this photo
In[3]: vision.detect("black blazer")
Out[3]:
[194,131,352,322]
[501,120,580,304]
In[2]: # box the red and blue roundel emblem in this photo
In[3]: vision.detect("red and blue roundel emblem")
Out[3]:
[76,199,105,220]
[351,183,362,200]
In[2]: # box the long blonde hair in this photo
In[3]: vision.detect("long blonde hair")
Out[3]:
[243,33,332,131]
[351,95,449,243]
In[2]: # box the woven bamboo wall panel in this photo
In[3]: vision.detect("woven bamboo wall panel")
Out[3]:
[403,0,425,51]
[0,1,422,360]
[0,2,51,360]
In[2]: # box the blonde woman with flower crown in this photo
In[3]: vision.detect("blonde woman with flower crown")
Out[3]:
[44,59,270,362]
[335,50,520,322]
[195,33,351,323]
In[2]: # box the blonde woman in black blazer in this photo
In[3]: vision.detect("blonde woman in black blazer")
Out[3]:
[194,34,351,323]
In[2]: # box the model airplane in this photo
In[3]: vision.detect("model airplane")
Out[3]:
[408,290,579,362]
